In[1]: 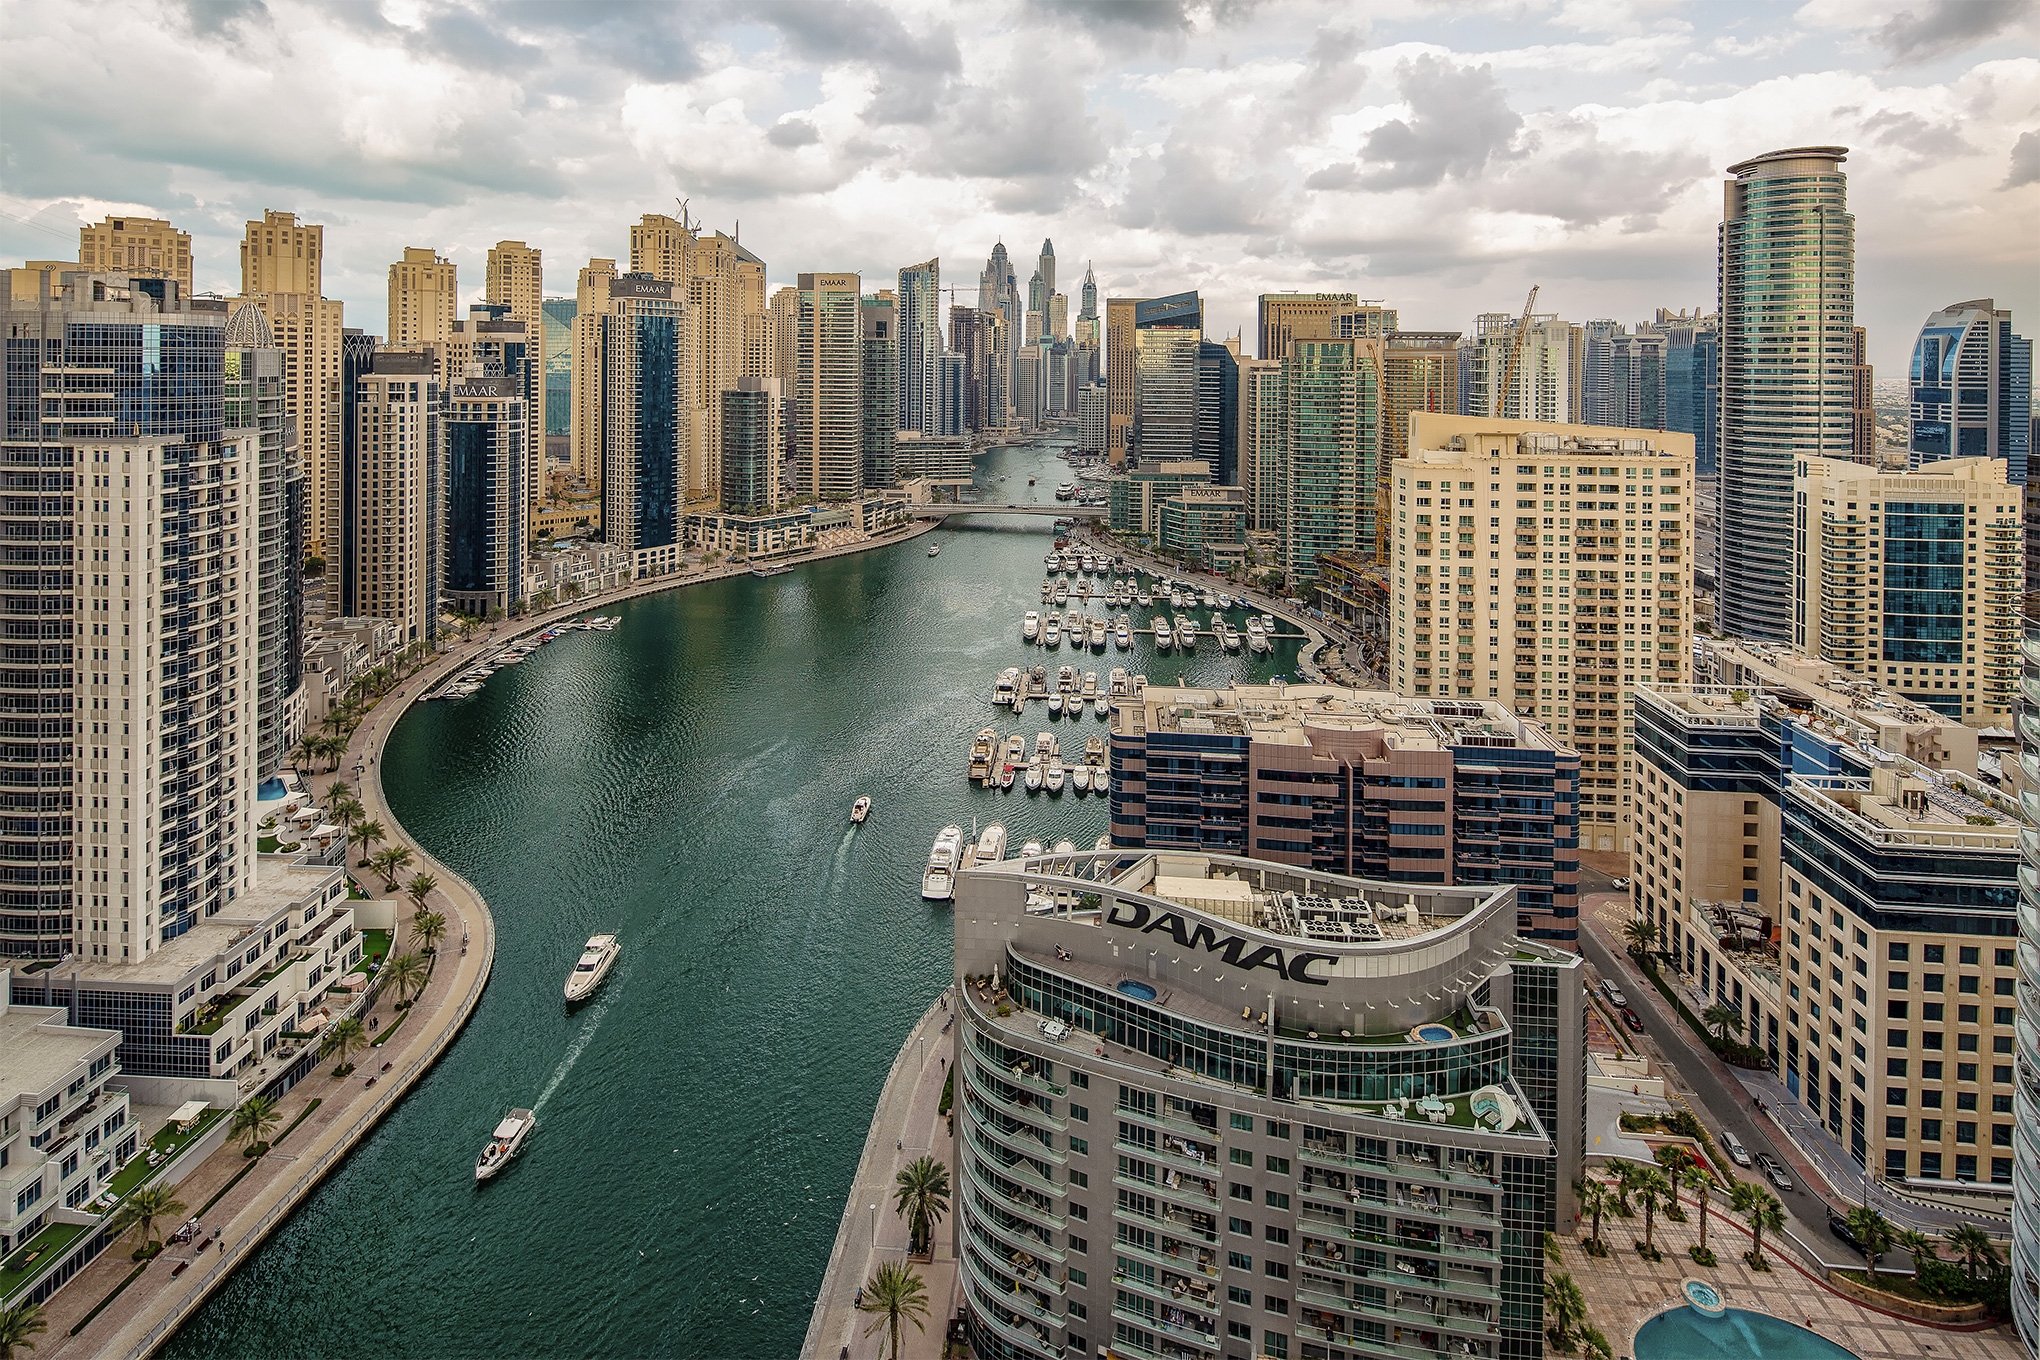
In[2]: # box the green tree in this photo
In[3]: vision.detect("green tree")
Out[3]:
[1622,916,1659,959]
[1654,1145,1695,1209]
[856,1259,930,1360]
[111,1183,187,1256]
[1896,1227,1939,1277]
[386,951,430,1008]
[1732,1182,1783,1267]
[406,873,439,911]
[322,1016,367,1075]
[892,1155,952,1257]
[371,844,414,891]
[412,911,447,955]
[354,819,386,863]
[0,1300,48,1359]
[1945,1223,2002,1282]
[1543,1271,1587,1350]
[1580,1324,1614,1360]
[228,1095,281,1156]
[1847,1206,1897,1280]
[1609,1161,1637,1216]
[1701,1003,1745,1045]
[1576,1178,1611,1249]
[1691,1169,1718,1256]
[1633,1166,1670,1255]
[328,795,364,835]
[1544,1230,1564,1265]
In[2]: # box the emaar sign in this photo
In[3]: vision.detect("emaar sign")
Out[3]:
[1104,898,1335,985]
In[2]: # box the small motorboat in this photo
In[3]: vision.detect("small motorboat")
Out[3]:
[1021,839,1045,858]
[928,542,941,556]
[1048,693,1064,716]
[977,823,1008,863]
[1023,611,1040,642]
[476,1109,536,1182]
[1025,764,1044,792]
[1071,766,1092,793]
[1046,761,1066,794]
[564,934,620,1002]
[851,796,872,824]
[998,763,1016,790]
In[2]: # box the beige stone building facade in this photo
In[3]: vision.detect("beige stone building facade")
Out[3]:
[570,258,616,497]
[348,350,440,644]
[485,239,545,466]
[1389,414,1694,853]
[795,272,863,499]
[387,246,456,350]
[77,216,191,293]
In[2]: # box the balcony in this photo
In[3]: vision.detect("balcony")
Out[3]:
[968,1199,1063,1264]
[1112,1230,1219,1281]
[1112,1199,1217,1245]
[1112,1305,1220,1354]
[1112,1263,1221,1317]
[964,1244,1062,1325]
[963,1058,1067,1133]
[963,1149,1066,1232]
[971,1281,1065,1359]
[967,1127,1065,1202]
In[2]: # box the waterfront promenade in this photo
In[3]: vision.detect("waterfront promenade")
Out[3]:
[804,993,960,1360]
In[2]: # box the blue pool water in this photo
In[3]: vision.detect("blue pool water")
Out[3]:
[1118,980,1158,1001]
[1415,1024,1454,1042]
[1634,1306,1862,1359]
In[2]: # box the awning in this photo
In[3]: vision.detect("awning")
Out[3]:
[168,1100,209,1126]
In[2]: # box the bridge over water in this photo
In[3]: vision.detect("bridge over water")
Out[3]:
[910,502,1105,519]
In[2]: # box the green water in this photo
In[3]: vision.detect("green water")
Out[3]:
[165,439,1298,1358]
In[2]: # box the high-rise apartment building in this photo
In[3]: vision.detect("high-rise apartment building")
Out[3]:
[233,212,345,568]
[629,213,690,288]
[1381,332,1461,559]
[1107,459,1209,538]
[1047,292,1067,343]
[1132,327,1200,462]
[1012,344,1044,429]
[1258,293,1376,360]
[337,328,378,617]
[1277,338,1380,583]
[387,247,457,351]
[721,378,782,514]
[1793,455,2022,726]
[770,285,801,382]
[571,259,618,493]
[1850,327,1877,465]
[0,271,261,960]
[224,305,304,779]
[1034,239,1055,306]
[442,373,526,619]
[1457,314,1573,424]
[951,306,994,433]
[1105,296,1147,461]
[1238,357,1284,534]
[795,272,863,499]
[2014,619,2040,1354]
[597,275,686,553]
[485,241,545,495]
[541,298,575,438]
[685,230,764,503]
[1909,299,2031,484]
[1194,340,1238,485]
[78,216,191,294]
[1389,415,1695,854]
[349,350,442,644]
[937,351,966,438]
[860,291,898,490]
[1076,381,1107,454]
[1718,146,1856,643]
[1578,320,1623,426]
[978,243,1021,428]
[952,846,1582,1360]
[1653,310,1719,478]
[896,258,940,437]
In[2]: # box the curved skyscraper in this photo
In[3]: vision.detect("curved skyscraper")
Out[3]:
[2017,615,2040,1354]
[1716,146,1854,642]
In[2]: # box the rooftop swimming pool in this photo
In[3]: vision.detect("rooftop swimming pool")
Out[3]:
[1634,1304,1863,1359]
[1117,980,1158,1002]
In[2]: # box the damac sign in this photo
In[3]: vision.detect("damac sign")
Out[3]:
[1105,899,1336,985]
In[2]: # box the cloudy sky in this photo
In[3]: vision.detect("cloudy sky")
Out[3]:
[3,0,2035,370]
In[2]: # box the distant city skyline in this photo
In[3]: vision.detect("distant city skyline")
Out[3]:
[3,1,2035,368]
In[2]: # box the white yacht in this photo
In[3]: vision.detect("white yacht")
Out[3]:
[851,796,873,823]
[1222,624,1241,652]
[1044,615,1062,648]
[476,1109,536,1182]
[1115,620,1131,650]
[922,825,964,901]
[1136,591,1152,608]
[1109,668,1129,696]
[1247,619,1270,654]
[1025,764,1043,792]
[1154,619,1174,650]
[1071,766,1092,793]
[1022,611,1040,642]
[995,667,1022,706]
[1040,580,1053,601]
[1021,839,1045,858]
[564,934,620,1003]
[1088,618,1107,649]
[1048,693,1063,716]
[1051,580,1069,605]
[1046,760,1066,793]
[977,823,1009,864]
[1004,733,1028,768]
[1177,617,1198,647]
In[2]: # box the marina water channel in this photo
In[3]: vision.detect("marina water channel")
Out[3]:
[165,437,1300,1358]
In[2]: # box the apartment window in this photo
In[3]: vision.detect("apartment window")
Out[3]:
[1228,1251,1252,1271]
[1886,1088,1908,1106]
[1888,943,1910,961]
[1265,1120,1291,1140]
[1960,1005,1980,1024]
[1070,1136,1089,1155]
[1887,1058,1908,1077]
[1887,1117,1907,1139]
[1960,946,1979,965]
[1888,973,1909,991]
[1229,1217,1253,1237]
[1997,949,2015,967]
[1926,944,1945,963]
[1068,1235,1087,1253]
[1264,1261,1289,1280]
[1230,1149,1253,1167]
[1957,1123,1977,1145]
[1229,1286,1253,1306]
[1924,1003,1945,1022]
[1887,999,1908,1018]
[1922,1120,1943,1140]
[1265,1156,1290,1176]
[1070,1170,1089,1188]
[1228,1322,1254,1341]
[1230,1113,1254,1131]
[1230,1183,1254,1202]
[1264,1297,1289,1316]
[1264,1225,1290,1245]
[1924,1061,1943,1080]
[1264,1191,1290,1210]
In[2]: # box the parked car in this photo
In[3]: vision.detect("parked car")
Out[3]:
[1828,1211,1864,1253]
[1610,877,1629,889]
[1756,1152,1793,1192]
[1720,1130,1753,1168]
[1621,1007,1645,1033]
[1600,979,1629,1009]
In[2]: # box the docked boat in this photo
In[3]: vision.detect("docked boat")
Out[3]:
[1222,624,1241,652]
[1052,580,1069,605]
[1137,591,1152,608]
[1004,733,1028,768]
[970,727,998,782]
[1247,619,1270,654]
[1022,611,1040,642]
[476,1108,536,1182]
[1082,671,1099,700]
[1177,618,1198,647]
[1048,693,1063,716]
[750,563,792,578]
[976,823,1009,866]
[1109,668,1129,696]
[1115,620,1131,649]
[998,763,1016,790]
[1053,839,1077,854]
[1025,764,1043,792]
[1086,736,1106,767]
[922,825,964,901]
[1040,580,1053,601]
[1154,619,1174,650]
[564,934,621,1002]
[1044,615,1062,648]
[1036,732,1056,762]
[1046,760,1066,794]
[1058,665,1076,692]
[851,796,872,823]
[1217,593,1233,609]
[1071,766,1092,793]
[1021,839,1045,858]
[995,667,1021,706]
[1055,483,1078,500]
[1089,618,1107,649]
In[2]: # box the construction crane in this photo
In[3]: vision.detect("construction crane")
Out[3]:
[1493,284,1540,419]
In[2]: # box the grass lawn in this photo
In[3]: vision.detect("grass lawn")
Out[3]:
[355,929,393,971]
[0,1220,90,1300]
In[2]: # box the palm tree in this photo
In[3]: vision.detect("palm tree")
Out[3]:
[1543,1271,1588,1350]
[324,779,352,803]
[329,795,363,832]
[1945,1223,2002,1283]
[354,818,385,862]
[1634,1166,1669,1255]
[1655,1145,1695,1209]
[228,1095,281,1156]
[371,845,414,891]
[112,1183,187,1256]
[1896,1227,1938,1278]
[1544,1230,1564,1265]
[1701,1003,1744,1045]
[406,873,439,911]
[892,1156,952,1256]
[1576,1178,1610,1249]
[291,734,318,770]
[1846,1206,1896,1280]
[1692,1169,1718,1256]
[322,1016,367,1074]
[0,1300,48,1360]
[386,951,430,1008]
[412,912,447,955]
[1609,1161,1637,1216]
[1732,1182,1783,1267]
[1623,916,1658,959]
[856,1259,930,1360]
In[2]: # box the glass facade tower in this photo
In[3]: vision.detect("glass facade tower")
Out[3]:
[1717,146,1855,642]
[2015,617,2040,1355]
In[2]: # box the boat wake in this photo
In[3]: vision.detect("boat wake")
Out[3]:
[535,992,610,1114]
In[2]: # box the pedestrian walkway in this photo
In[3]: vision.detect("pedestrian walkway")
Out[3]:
[804,994,960,1360]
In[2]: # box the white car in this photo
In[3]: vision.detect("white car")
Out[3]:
[1038,1017,1071,1041]
[1721,1129,1753,1168]
[1600,979,1628,1008]
[1611,877,1629,889]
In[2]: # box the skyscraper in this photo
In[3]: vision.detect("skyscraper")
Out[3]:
[687,230,765,503]
[1279,337,1379,581]
[1132,329,1200,462]
[1195,339,1239,484]
[720,378,783,514]
[598,274,685,553]
[349,349,442,643]
[2015,617,2040,1355]
[1105,296,1147,460]
[1606,332,1667,430]
[1077,261,1098,339]
[1654,310,1719,478]
[950,306,992,432]
[387,247,457,350]
[937,351,966,438]
[896,258,940,436]
[485,240,544,489]
[860,291,898,489]
[571,259,617,496]
[1909,299,2031,484]
[1457,313,1573,424]
[233,212,345,573]
[1717,146,1855,642]
[442,371,527,619]
[541,297,575,438]
[0,270,260,963]
[978,242,1021,428]
[1850,327,1877,465]
[795,272,863,498]
[1034,238,1055,305]
[1237,357,1284,532]
[1579,319,1624,426]
[77,215,191,294]
[223,303,303,781]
